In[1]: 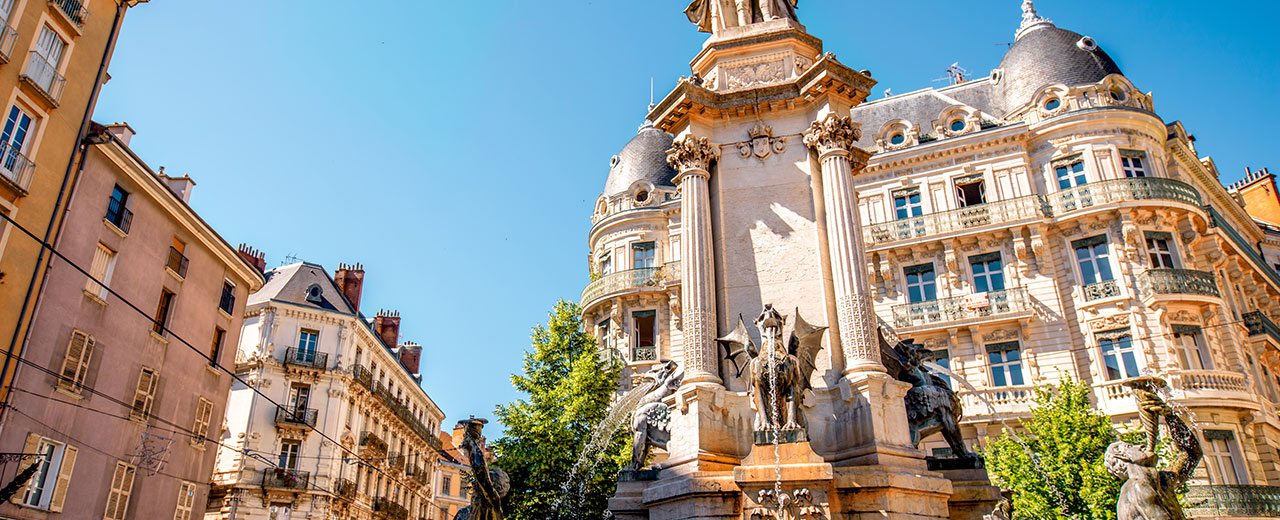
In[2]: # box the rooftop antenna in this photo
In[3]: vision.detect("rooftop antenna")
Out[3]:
[649,77,655,112]
[932,63,969,85]
[282,253,301,266]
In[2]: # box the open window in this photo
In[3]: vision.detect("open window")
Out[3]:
[954,174,986,208]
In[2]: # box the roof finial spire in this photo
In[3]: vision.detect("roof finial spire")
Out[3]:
[1016,0,1053,40]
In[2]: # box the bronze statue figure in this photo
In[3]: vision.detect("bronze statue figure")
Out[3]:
[685,0,799,35]
[879,330,972,459]
[719,304,826,432]
[1106,384,1202,520]
[627,360,684,471]
[455,418,510,520]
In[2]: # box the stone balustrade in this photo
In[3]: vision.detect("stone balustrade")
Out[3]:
[1169,370,1250,395]
[957,385,1034,418]
[1048,177,1202,215]
[891,287,1032,329]
[864,195,1046,247]
[580,262,680,310]
[1137,268,1220,299]
[1184,485,1280,518]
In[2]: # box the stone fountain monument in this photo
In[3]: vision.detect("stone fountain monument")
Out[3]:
[608,4,998,519]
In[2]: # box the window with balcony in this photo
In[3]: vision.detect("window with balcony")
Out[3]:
[297,329,318,362]
[1120,151,1147,178]
[1144,232,1177,269]
[954,175,986,208]
[104,184,131,232]
[19,433,76,511]
[278,440,301,470]
[26,26,66,101]
[969,253,1005,293]
[1055,158,1087,189]
[1203,430,1248,485]
[1172,325,1212,371]
[893,187,923,219]
[84,242,115,301]
[152,289,175,335]
[599,253,612,275]
[632,310,656,361]
[218,280,236,314]
[904,263,937,303]
[1073,236,1115,284]
[167,237,189,278]
[632,242,655,269]
[57,329,94,394]
[1096,328,1141,381]
[210,327,225,366]
[103,461,136,520]
[987,342,1024,387]
[288,383,311,412]
[0,104,34,190]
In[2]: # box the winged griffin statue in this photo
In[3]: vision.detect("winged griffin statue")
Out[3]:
[878,330,973,460]
[627,360,684,471]
[717,304,826,432]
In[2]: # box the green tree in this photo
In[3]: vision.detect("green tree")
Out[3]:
[492,300,626,520]
[983,378,1124,520]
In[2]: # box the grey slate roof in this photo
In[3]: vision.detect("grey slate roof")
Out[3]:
[601,123,678,197]
[248,262,356,314]
[849,79,1002,146]
[998,25,1123,108]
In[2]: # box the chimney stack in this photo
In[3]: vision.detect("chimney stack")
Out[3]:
[398,341,422,375]
[334,263,365,312]
[236,243,266,273]
[156,167,196,203]
[106,122,135,146]
[374,309,401,349]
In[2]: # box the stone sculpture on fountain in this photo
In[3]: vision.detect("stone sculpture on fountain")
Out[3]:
[879,332,974,460]
[718,304,826,439]
[1106,381,1203,520]
[626,360,684,473]
[454,418,510,520]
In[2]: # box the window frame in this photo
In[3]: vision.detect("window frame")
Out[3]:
[1120,150,1148,178]
[986,341,1025,388]
[191,398,214,447]
[1072,235,1115,285]
[1054,158,1087,190]
[969,252,1005,293]
[631,241,656,269]
[892,187,923,220]
[57,330,94,394]
[904,263,937,303]
[103,461,137,520]
[1171,326,1213,371]
[153,289,176,335]
[84,242,116,300]
[130,366,158,422]
[1144,232,1178,269]
[218,280,236,315]
[104,183,131,231]
[1096,328,1142,381]
[173,481,197,520]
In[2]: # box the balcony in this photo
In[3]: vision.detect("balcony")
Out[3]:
[957,385,1034,420]
[1083,280,1122,302]
[1136,268,1220,301]
[1243,311,1280,345]
[360,431,387,455]
[333,478,356,501]
[262,468,309,490]
[0,138,35,194]
[891,287,1033,330]
[581,263,679,310]
[373,497,409,520]
[166,246,189,278]
[1185,485,1280,518]
[864,195,1047,248]
[50,0,87,27]
[352,363,374,390]
[1206,205,1280,290]
[0,24,17,63]
[274,406,318,428]
[19,51,64,104]
[633,345,657,362]
[387,453,405,470]
[284,347,328,370]
[1168,370,1253,404]
[1048,177,1202,216]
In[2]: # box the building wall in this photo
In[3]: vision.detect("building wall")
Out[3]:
[0,132,262,518]
[432,460,467,520]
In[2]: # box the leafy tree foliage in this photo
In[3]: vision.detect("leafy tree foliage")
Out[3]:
[984,378,1126,520]
[492,300,626,520]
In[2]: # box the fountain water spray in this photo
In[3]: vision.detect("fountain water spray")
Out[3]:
[553,378,658,519]
[764,323,785,516]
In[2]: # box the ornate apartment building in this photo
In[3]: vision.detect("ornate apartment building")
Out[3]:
[211,262,445,520]
[582,2,1280,516]
[432,428,469,520]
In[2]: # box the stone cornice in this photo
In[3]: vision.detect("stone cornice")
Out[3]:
[862,126,1028,174]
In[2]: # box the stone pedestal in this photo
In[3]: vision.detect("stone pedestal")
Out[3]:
[933,467,1001,520]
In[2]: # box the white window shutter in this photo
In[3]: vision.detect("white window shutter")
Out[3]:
[132,368,157,420]
[58,331,93,393]
[47,445,76,512]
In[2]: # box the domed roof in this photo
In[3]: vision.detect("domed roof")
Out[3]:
[601,122,678,197]
[998,25,1123,108]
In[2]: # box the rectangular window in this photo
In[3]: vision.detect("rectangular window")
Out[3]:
[600,253,612,275]
[84,242,116,300]
[288,383,311,412]
[153,290,176,335]
[103,461,136,520]
[1204,430,1248,485]
[1121,152,1147,178]
[0,105,32,184]
[210,327,225,366]
[57,330,94,394]
[987,342,1025,387]
[1145,232,1177,269]
[279,440,301,470]
[34,26,65,67]
[926,349,952,388]
[1073,236,1114,284]
[173,481,197,520]
[632,310,656,356]
[955,175,986,208]
[969,253,1005,293]
[1097,329,1141,381]
[1055,159,1087,189]
[19,435,76,511]
[442,475,452,496]
[297,329,319,361]
[1172,326,1212,371]
[166,237,188,277]
[130,367,158,421]
[218,280,236,314]
[597,319,611,350]
[904,263,937,303]
[632,242,655,269]
[104,184,132,232]
[192,398,214,445]
[893,188,923,220]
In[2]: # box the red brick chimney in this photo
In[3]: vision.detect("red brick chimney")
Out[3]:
[374,309,401,349]
[398,341,422,375]
[236,243,266,273]
[333,263,365,313]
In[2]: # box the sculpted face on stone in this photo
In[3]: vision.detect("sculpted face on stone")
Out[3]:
[685,0,799,35]
[627,360,684,471]
[718,304,826,433]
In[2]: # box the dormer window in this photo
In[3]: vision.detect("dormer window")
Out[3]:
[889,132,905,146]
[949,119,965,133]
[305,284,323,303]
[1044,98,1062,111]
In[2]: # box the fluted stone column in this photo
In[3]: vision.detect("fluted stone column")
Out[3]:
[804,114,884,375]
[667,134,721,385]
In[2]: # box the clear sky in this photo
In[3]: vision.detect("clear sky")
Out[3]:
[92,1,1280,433]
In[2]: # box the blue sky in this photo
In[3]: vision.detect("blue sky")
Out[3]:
[92,1,1280,432]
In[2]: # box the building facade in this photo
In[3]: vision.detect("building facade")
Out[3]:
[0,0,149,407]
[432,429,468,520]
[0,121,264,519]
[211,262,445,520]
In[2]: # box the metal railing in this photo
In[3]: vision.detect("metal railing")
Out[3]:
[0,25,17,63]
[1048,177,1202,215]
[1083,280,1121,301]
[1243,311,1280,344]
[284,347,328,370]
[104,196,132,233]
[1136,268,1220,299]
[360,431,387,454]
[891,287,1032,328]
[0,137,34,193]
[166,246,189,278]
[1184,485,1280,518]
[20,50,64,103]
[274,406,317,428]
[262,468,309,490]
[333,478,356,501]
[50,0,87,26]
[865,195,1047,247]
[387,453,405,470]
[633,345,657,362]
[373,497,409,520]
[581,263,680,308]
[1205,205,1280,290]
[352,363,374,390]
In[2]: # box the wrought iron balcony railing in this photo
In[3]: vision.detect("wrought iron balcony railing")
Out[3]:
[864,195,1047,247]
[51,0,87,27]
[274,406,318,428]
[333,478,356,501]
[373,497,409,520]
[581,263,680,309]
[0,24,17,63]
[360,431,387,454]
[262,468,309,490]
[166,246,189,278]
[1048,177,1202,215]
[1243,311,1280,344]
[633,345,657,362]
[0,136,35,194]
[284,347,328,370]
[1184,485,1280,518]
[352,363,374,390]
[891,287,1032,329]
[20,50,64,103]
[1136,268,1220,299]
[1083,280,1121,301]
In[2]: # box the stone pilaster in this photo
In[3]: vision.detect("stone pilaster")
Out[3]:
[667,134,721,385]
[803,114,884,375]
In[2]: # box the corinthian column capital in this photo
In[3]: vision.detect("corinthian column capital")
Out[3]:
[666,134,720,178]
[803,114,863,158]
